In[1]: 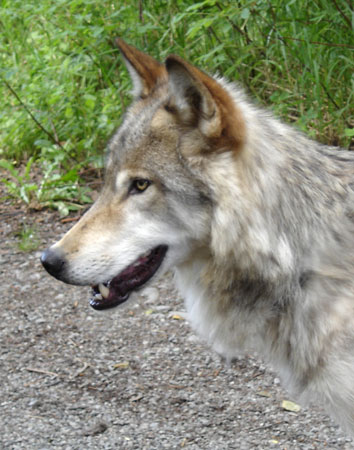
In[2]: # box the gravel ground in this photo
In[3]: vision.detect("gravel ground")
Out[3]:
[1,206,354,450]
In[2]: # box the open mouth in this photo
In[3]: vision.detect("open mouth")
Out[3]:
[90,245,168,310]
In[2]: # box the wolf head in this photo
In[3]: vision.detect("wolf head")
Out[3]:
[41,39,246,309]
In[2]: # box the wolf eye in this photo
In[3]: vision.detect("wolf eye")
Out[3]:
[130,179,151,194]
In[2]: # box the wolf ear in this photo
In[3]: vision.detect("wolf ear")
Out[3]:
[165,55,245,148]
[115,38,167,98]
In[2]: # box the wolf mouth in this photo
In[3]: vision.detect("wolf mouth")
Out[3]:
[90,245,168,310]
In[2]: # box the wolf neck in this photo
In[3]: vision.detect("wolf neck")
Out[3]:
[175,89,350,369]
[203,90,345,284]
[204,132,299,284]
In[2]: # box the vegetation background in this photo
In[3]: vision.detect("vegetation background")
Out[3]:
[1,0,353,215]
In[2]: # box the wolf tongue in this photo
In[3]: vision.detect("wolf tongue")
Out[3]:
[90,246,168,311]
[110,262,148,295]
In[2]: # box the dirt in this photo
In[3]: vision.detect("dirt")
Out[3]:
[1,198,353,449]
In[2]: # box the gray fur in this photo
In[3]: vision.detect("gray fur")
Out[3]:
[42,42,354,435]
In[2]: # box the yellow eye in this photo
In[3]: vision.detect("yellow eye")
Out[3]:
[132,179,151,193]
[136,180,149,191]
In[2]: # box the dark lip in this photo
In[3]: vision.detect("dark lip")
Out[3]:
[89,245,168,310]
[89,290,129,310]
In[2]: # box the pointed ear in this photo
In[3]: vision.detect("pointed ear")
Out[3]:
[115,38,167,98]
[165,55,245,149]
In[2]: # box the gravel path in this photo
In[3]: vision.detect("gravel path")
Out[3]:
[1,207,353,449]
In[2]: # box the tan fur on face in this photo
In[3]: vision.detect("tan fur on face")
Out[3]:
[53,194,119,258]
[150,107,174,129]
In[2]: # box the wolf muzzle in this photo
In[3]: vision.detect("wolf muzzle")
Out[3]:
[40,247,67,281]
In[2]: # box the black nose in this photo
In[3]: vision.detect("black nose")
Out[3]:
[40,247,66,280]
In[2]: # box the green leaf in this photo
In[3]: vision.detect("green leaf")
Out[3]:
[59,169,79,182]
[19,185,30,204]
[65,106,74,118]
[186,0,216,12]
[240,8,250,20]
[0,159,20,178]
[24,156,35,179]
[54,201,69,217]
[84,94,96,110]
[34,139,53,149]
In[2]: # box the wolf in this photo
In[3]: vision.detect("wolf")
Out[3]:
[41,39,354,434]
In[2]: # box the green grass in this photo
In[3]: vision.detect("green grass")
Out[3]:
[16,224,41,252]
[1,0,353,213]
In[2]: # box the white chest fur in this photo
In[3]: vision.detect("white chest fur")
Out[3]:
[173,258,270,361]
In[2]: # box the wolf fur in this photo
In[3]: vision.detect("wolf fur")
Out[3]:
[41,40,354,434]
